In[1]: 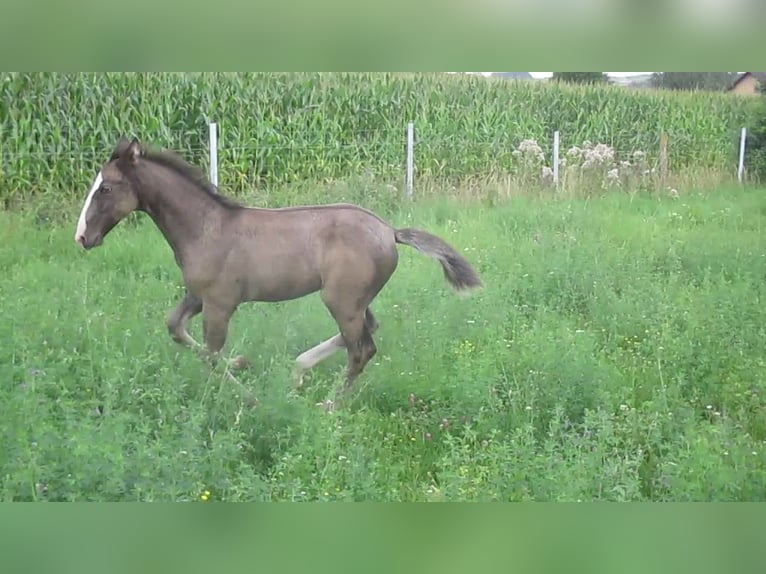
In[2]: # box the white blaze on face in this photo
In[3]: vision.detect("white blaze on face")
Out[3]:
[74,171,103,243]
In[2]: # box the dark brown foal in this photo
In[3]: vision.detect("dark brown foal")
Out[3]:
[75,138,482,405]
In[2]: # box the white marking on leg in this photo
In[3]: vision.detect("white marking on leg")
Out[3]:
[296,334,345,370]
[175,328,200,348]
[74,171,103,243]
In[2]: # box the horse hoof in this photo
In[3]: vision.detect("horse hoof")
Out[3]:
[230,355,249,370]
[291,367,307,390]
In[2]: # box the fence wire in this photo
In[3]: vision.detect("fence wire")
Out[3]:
[0,125,746,195]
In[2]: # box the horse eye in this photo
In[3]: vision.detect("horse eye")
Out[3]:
[100,184,112,194]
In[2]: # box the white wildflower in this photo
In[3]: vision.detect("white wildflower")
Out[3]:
[582,143,615,164]
[515,139,545,162]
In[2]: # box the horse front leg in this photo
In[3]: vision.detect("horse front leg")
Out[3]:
[200,299,256,405]
[201,299,250,371]
[166,291,203,348]
[168,292,248,379]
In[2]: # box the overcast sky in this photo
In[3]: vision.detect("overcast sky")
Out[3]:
[529,72,653,78]
[452,72,657,79]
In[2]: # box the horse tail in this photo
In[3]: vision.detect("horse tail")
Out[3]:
[394,227,482,293]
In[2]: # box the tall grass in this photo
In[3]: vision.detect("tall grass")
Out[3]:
[0,72,757,205]
[1,185,765,501]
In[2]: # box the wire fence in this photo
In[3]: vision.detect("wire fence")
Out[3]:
[0,121,751,198]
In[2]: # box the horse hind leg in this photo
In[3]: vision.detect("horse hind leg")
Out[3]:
[293,332,345,388]
[292,306,380,388]
[340,307,380,388]
[346,320,377,386]
[364,307,379,334]
[333,310,378,405]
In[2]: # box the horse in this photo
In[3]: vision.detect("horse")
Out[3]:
[74,138,482,406]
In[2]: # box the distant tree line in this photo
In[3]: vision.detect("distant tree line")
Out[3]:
[551,72,741,92]
[745,78,766,182]
[650,72,740,92]
[551,72,609,85]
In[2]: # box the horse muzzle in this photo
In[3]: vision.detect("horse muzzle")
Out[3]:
[75,233,103,250]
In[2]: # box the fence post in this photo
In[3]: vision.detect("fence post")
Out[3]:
[659,133,669,185]
[553,130,560,188]
[406,122,414,199]
[738,127,747,183]
[209,121,219,190]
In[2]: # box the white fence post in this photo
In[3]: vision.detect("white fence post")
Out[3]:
[406,122,414,199]
[738,126,747,183]
[553,130,560,188]
[209,121,219,190]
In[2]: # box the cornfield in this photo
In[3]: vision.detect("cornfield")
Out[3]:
[0,72,757,202]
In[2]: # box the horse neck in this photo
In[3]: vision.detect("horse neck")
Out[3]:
[135,164,227,266]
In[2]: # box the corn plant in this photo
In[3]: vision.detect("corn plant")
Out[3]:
[0,72,757,203]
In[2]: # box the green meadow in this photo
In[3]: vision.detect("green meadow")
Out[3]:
[1,185,764,501]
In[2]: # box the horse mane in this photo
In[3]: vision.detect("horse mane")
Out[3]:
[110,139,243,209]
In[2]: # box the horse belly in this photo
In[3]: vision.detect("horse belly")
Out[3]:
[242,256,322,302]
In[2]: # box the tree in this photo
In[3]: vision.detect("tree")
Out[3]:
[650,72,739,92]
[744,89,766,182]
[551,72,609,85]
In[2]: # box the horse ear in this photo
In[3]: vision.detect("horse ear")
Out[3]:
[126,138,143,165]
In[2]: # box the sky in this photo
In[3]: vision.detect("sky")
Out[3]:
[529,72,653,78]
[451,72,657,79]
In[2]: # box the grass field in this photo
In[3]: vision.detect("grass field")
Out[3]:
[2,185,765,501]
